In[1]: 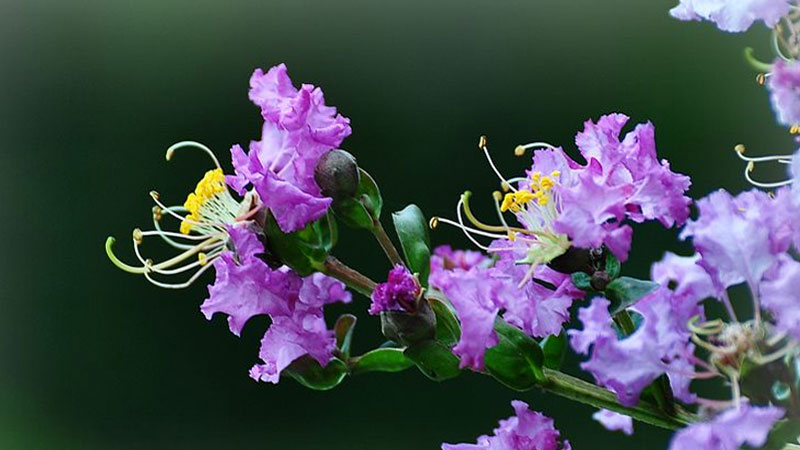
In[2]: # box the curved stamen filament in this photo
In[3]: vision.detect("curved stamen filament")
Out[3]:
[734,145,792,163]
[514,141,557,156]
[143,260,217,289]
[752,342,799,365]
[106,237,147,274]
[150,192,212,228]
[744,162,793,188]
[166,141,222,170]
[478,136,517,193]
[431,216,507,240]
[456,198,492,251]
[461,191,540,236]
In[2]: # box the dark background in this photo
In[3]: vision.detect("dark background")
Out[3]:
[0,0,792,448]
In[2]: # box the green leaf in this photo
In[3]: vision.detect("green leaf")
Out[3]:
[334,314,357,357]
[484,319,545,391]
[331,168,383,230]
[404,340,461,381]
[605,252,621,279]
[571,272,592,291]
[392,204,432,286]
[605,276,660,315]
[349,348,415,375]
[428,296,460,346]
[285,355,348,391]
[759,419,800,450]
[263,212,337,276]
[540,333,567,370]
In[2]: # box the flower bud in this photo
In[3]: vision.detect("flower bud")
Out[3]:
[380,297,436,346]
[314,149,360,200]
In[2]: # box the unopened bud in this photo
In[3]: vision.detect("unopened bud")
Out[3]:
[380,297,436,346]
[315,149,360,200]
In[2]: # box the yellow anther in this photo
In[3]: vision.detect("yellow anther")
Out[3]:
[508,231,517,242]
[152,206,163,221]
[537,196,549,206]
[539,177,554,191]
[531,172,541,181]
[756,73,766,86]
[501,193,518,212]
[513,190,536,205]
[429,217,440,229]
[492,191,503,201]
[180,219,193,235]
[550,170,561,178]
[198,252,208,266]
[734,144,746,154]
[478,135,488,149]
[501,181,511,192]
[791,125,800,135]
[132,228,143,245]
[514,145,526,156]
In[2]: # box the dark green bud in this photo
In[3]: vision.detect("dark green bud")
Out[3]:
[315,149,360,200]
[380,297,436,347]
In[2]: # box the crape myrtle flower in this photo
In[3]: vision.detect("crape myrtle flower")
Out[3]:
[769,59,800,128]
[669,403,784,450]
[670,0,791,32]
[431,245,490,272]
[431,114,690,283]
[105,142,351,384]
[429,244,581,371]
[441,400,571,450]
[592,410,633,436]
[227,63,352,233]
[569,291,700,406]
[369,264,421,315]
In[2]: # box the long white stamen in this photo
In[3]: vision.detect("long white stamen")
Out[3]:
[166,141,222,170]
[744,162,793,188]
[433,217,507,240]
[479,136,517,193]
[456,198,492,251]
[514,141,557,156]
[143,260,217,289]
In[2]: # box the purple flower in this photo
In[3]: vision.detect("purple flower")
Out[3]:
[670,0,790,32]
[592,410,633,436]
[442,400,570,450]
[651,252,715,306]
[574,115,692,228]
[760,256,800,340]
[769,59,800,127]
[793,150,800,205]
[369,265,421,315]
[669,404,784,450]
[681,189,792,293]
[228,64,352,233]
[431,245,582,370]
[431,265,505,370]
[200,224,351,383]
[569,290,698,406]
[431,245,489,272]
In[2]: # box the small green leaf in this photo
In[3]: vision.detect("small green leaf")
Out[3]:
[605,252,621,279]
[758,419,800,450]
[331,168,383,230]
[540,333,567,370]
[484,319,545,391]
[285,355,348,391]
[334,314,357,357]
[392,204,432,286]
[428,296,460,346]
[605,276,660,315]
[263,212,336,276]
[404,340,461,381]
[571,272,592,291]
[349,348,415,375]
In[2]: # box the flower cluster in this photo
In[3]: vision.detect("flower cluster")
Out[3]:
[670,0,791,32]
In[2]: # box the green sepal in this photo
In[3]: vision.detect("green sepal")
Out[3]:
[284,355,348,391]
[349,348,415,375]
[428,296,460,346]
[331,168,383,230]
[263,212,337,276]
[540,333,567,370]
[605,276,660,315]
[334,314,357,357]
[392,204,432,286]
[571,272,593,291]
[484,319,545,391]
[605,252,621,280]
[404,340,461,381]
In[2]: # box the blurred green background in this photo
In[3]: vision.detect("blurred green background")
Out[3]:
[0,0,793,448]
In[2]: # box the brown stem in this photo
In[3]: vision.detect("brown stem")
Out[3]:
[323,256,377,298]
[371,220,404,266]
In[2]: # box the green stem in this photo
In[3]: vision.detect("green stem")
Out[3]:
[371,220,404,266]
[322,256,377,298]
[540,368,696,430]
